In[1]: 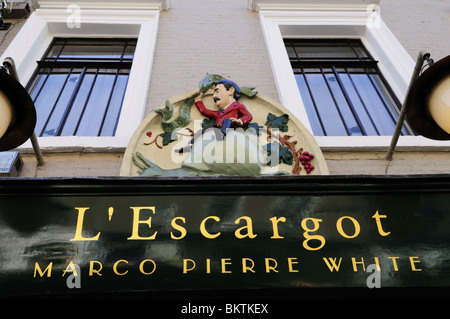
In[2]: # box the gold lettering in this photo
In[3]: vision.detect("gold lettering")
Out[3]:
[265,258,278,273]
[127,206,157,240]
[171,217,187,240]
[269,216,286,239]
[139,259,156,275]
[183,259,196,274]
[221,258,232,273]
[62,260,78,277]
[388,257,399,271]
[113,259,128,275]
[34,262,53,278]
[206,258,211,274]
[287,257,299,272]
[70,207,101,241]
[374,257,381,270]
[372,211,390,236]
[336,216,361,239]
[409,256,422,271]
[234,216,257,239]
[200,216,221,239]
[89,261,102,276]
[323,257,342,272]
[242,258,255,273]
[301,218,325,251]
[351,257,365,271]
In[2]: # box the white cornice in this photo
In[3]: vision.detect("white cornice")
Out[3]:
[248,0,380,12]
[36,0,170,11]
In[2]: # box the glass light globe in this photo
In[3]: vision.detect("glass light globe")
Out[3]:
[427,75,450,134]
[0,90,13,139]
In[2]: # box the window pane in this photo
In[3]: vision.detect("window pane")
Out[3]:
[325,73,363,136]
[28,73,48,101]
[285,39,409,136]
[45,44,63,60]
[29,38,135,137]
[345,73,397,136]
[337,73,377,135]
[40,72,81,136]
[44,39,136,62]
[57,45,125,61]
[295,45,358,60]
[352,46,370,60]
[295,74,325,136]
[286,45,297,60]
[303,73,348,136]
[59,73,96,136]
[99,74,129,136]
[33,73,72,136]
[74,73,116,136]
[123,45,136,61]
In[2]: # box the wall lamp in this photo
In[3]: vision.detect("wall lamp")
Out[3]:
[0,57,44,166]
[386,52,450,160]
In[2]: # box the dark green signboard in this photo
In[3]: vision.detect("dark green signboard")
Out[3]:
[0,175,449,299]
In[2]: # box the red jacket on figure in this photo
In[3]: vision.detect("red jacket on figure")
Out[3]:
[194,100,253,128]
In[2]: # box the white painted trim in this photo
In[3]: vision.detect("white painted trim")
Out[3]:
[37,0,170,11]
[259,14,313,133]
[258,8,450,150]
[1,8,160,152]
[248,0,381,12]
[316,136,450,152]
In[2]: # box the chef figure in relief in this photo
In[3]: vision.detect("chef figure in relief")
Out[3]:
[195,80,253,133]
[176,80,254,154]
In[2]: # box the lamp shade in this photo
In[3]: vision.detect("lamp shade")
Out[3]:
[427,75,450,135]
[406,55,450,140]
[0,68,36,151]
[0,90,14,139]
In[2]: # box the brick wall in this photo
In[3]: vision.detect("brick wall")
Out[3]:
[146,0,280,115]
[380,0,450,61]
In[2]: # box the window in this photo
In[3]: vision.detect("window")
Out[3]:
[27,38,136,137]
[0,6,160,150]
[285,39,414,137]
[257,6,450,150]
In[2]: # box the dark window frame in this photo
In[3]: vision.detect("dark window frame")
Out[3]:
[26,37,136,137]
[285,39,415,137]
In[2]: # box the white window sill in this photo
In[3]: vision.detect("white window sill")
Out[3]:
[317,136,450,152]
[18,136,130,153]
[16,134,450,154]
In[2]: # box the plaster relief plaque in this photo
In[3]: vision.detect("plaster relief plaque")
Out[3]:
[120,74,328,177]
